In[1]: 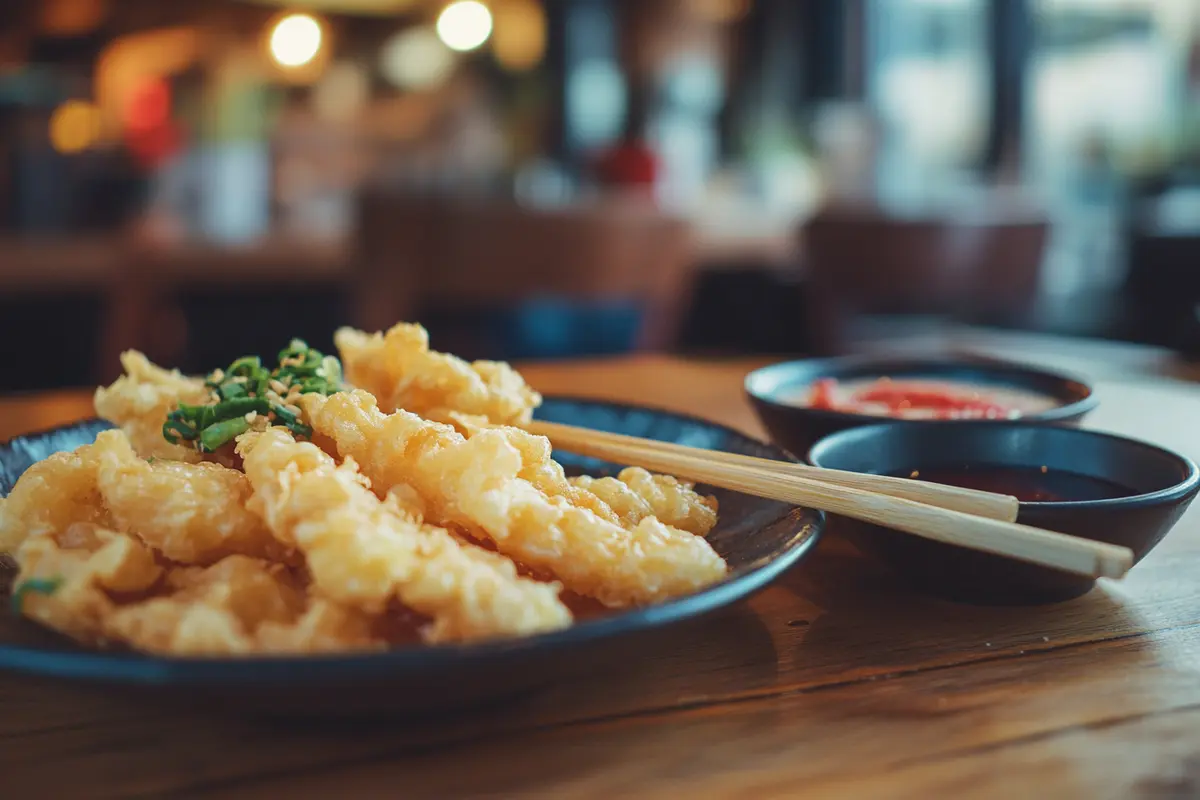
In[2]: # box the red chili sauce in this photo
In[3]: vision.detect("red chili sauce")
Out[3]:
[804,377,1055,420]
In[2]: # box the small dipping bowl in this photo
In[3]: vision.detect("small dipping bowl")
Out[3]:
[807,421,1200,605]
[746,356,1098,457]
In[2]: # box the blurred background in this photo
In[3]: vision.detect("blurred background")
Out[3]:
[1,0,1199,391]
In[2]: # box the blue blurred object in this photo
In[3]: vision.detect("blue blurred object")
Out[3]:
[510,298,642,359]
[419,299,644,362]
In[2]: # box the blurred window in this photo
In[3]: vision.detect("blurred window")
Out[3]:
[866,0,990,181]
[1024,0,1192,191]
[1025,1,1196,294]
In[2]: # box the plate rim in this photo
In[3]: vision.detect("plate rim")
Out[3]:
[0,397,823,686]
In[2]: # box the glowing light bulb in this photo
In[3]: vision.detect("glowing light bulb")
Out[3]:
[436,1,493,52]
[49,99,102,154]
[492,0,545,72]
[270,13,323,68]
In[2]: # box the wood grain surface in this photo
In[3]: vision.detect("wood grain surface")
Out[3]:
[3,348,1200,799]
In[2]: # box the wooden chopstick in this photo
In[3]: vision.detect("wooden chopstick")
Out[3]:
[526,420,1133,580]
[528,419,1020,522]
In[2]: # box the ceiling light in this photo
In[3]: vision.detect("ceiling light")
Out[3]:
[436,1,493,53]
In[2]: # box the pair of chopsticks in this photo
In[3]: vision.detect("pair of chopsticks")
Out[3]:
[525,420,1134,580]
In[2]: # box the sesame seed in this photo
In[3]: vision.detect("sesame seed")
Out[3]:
[244,411,258,423]
[209,368,225,382]
[269,379,288,395]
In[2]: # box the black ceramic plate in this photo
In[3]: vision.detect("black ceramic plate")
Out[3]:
[0,398,822,717]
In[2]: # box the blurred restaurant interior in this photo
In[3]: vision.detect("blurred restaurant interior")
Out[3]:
[1,0,1199,391]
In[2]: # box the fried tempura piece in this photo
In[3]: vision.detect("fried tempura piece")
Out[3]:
[92,430,286,565]
[303,391,728,608]
[239,427,572,642]
[103,556,306,655]
[501,426,624,524]
[0,440,112,555]
[432,411,617,521]
[335,323,542,425]
[256,598,384,654]
[13,522,162,645]
[570,468,718,537]
[93,350,211,463]
[442,414,717,536]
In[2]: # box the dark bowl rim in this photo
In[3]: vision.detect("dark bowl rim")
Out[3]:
[806,419,1200,511]
[0,397,823,685]
[744,355,1100,425]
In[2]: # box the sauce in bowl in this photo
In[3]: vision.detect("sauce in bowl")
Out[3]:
[897,465,1132,503]
[794,376,1060,420]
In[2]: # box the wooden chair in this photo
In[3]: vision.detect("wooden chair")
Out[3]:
[353,190,696,357]
[801,201,1050,354]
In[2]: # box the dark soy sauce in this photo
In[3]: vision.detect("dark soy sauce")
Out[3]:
[896,465,1133,503]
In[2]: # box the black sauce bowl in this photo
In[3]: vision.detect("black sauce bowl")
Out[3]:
[807,421,1200,605]
[745,356,1098,458]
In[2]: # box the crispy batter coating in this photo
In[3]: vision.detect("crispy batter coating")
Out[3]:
[335,323,542,425]
[255,598,384,654]
[239,427,573,642]
[103,556,306,655]
[569,468,718,537]
[93,430,286,565]
[443,413,717,536]
[8,325,731,655]
[0,439,112,555]
[14,522,162,645]
[303,391,728,608]
[17,523,381,656]
[93,350,211,463]
[503,427,624,524]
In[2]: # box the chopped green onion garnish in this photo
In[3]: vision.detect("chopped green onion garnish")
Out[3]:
[199,417,252,452]
[162,340,343,452]
[11,577,63,614]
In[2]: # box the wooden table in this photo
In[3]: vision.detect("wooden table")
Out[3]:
[5,354,1200,798]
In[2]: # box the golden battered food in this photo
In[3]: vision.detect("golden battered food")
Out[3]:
[335,323,541,425]
[94,430,286,566]
[94,351,212,463]
[0,439,113,555]
[569,468,718,537]
[445,410,717,536]
[239,427,573,642]
[302,390,728,608]
[255,598,384,654]
[2,321,734,656]
[13,522,162,645]
[103,556,305,655]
